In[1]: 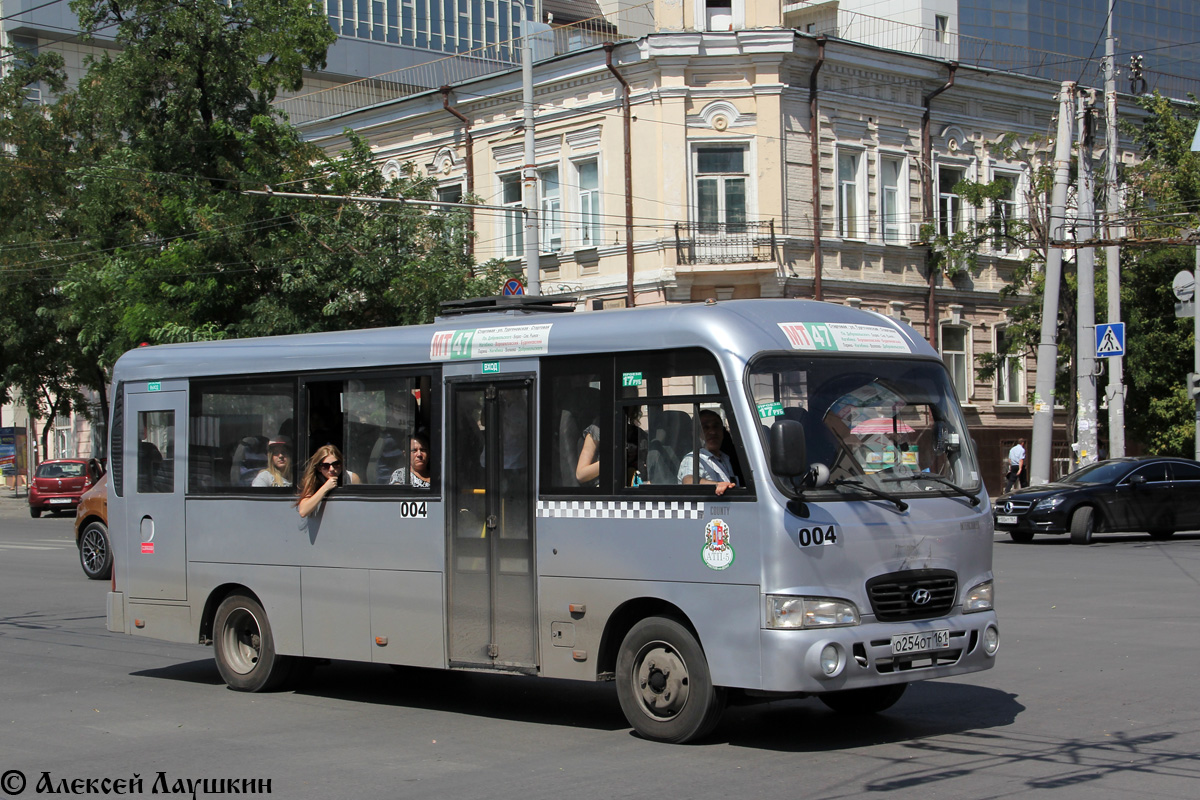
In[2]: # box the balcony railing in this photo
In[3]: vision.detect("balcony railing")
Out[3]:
[675,220,776,266]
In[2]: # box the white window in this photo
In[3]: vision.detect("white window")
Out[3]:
[935,15,948,43]
[995,326,1023,404]
[880,155,906,244]
[695,145,748,232]
[992,172,1018,253]
[938,166,965,237]
[837,149,863,239]
[540,166,562,253]
[576,160,601,247]
[941,325,971,403]
[502,174,523,258]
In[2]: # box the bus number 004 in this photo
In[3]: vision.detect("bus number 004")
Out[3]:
[398,501,428,519]
[798,526,837,547]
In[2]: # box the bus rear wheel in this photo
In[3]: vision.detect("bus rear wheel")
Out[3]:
[213,593,292,692]
[615,617,726,744]
[819,682,908,714]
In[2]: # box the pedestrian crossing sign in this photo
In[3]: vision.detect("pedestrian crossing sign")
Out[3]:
[1096,322,1125,358]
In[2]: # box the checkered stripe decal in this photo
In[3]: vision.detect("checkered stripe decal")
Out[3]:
[537,500,703,519]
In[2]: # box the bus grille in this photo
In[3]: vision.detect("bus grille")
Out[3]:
[866,569,957,621]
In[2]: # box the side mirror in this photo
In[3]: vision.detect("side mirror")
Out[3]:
[769,419,807,478]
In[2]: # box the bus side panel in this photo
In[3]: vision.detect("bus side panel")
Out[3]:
[186,499,444,572]
[301,567,372,662]
[537,576,762,688]
[369,570,446,668]
[187,563,303,656]
[126,602,193,643]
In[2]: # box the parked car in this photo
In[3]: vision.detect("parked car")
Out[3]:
[29,459,93,518]
[993,456,1200,544]
[74,471,111,580]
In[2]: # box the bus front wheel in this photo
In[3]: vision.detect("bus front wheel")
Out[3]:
[213,594,292,692]
[615,617,726,744]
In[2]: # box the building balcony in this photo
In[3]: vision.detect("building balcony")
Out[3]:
[674,220,776,266]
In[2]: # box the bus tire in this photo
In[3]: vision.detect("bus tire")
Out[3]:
[819,682,908,714]
[615,616,726,744]
[79,521,112,580]
[213,594,292,692]
[1148,529,1175,541]
[1069,506,1095,545]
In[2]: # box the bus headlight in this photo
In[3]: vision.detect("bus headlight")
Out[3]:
[766,595,860,629]
[963,580,994,613]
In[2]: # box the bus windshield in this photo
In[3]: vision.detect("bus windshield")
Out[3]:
[749,356,981,498]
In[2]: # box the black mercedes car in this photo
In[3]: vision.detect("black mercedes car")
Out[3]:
[993,457,1200,544]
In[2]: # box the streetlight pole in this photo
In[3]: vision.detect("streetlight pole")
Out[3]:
[1030,83,1077,485]
[1104,1,1126,457]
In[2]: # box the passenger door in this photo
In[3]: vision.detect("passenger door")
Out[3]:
[123,389,187,600]
[446,378,537,672]
[1167,461,1200,532]
[1118,462,1173,533]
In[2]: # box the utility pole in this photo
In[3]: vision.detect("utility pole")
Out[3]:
[1104,0,1126,457]
[1075,90,1099,467]
[1030,82,1077,485]
[521,5,541,296]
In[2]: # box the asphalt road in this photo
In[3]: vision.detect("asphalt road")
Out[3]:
[1,491,1198,799]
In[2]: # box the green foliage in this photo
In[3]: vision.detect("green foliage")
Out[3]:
[1121,92,1200,455]
[1,2,501,442]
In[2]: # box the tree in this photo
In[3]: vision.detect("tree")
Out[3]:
[0,48,97,455]
[1120,92,1200,455]
[1,1,503,457]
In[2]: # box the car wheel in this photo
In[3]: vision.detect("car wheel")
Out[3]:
[615,616,726,743]
[79,522,112,581]
[30,507,41,518]
[212,593,293,692]
[1148,529,1175,541]
[1070,506,1095,545]
[819,682,908,714]
[1008,530,1035,544]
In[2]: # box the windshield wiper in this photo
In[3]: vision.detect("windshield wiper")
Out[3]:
[883,473,981,506]
[829,478,909,512]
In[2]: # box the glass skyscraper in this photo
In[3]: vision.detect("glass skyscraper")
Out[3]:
[959,0,1200,98]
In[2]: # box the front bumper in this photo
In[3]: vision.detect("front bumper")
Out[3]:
[993,508,1070,534]
[759,611,999,693]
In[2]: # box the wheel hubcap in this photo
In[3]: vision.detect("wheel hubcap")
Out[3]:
[81,529,106,572]
[634,642,690,719]
[221,607,262,675]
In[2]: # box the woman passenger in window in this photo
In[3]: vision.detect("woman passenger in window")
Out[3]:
[389,430,432,489]
[253,436,294,488]
[677,409,737,495]
[297,444,360,517]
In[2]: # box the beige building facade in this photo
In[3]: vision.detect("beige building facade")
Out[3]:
[299,6,1120,490]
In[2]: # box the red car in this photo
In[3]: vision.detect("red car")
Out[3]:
[29,459,94,518]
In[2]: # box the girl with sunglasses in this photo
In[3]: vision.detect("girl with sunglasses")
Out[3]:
[297,444,360,517]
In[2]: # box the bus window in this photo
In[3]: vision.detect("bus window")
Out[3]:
[541,356,608,493]
[617,350,746,494]
[138,411,175,493]
[188,379,296,492]
[342,376,433,486]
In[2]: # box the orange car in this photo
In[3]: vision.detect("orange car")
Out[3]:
[74,471,111,580]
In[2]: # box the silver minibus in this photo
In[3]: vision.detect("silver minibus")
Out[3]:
[106,297,998,743]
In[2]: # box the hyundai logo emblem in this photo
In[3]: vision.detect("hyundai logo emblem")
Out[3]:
[911,588,932,605]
